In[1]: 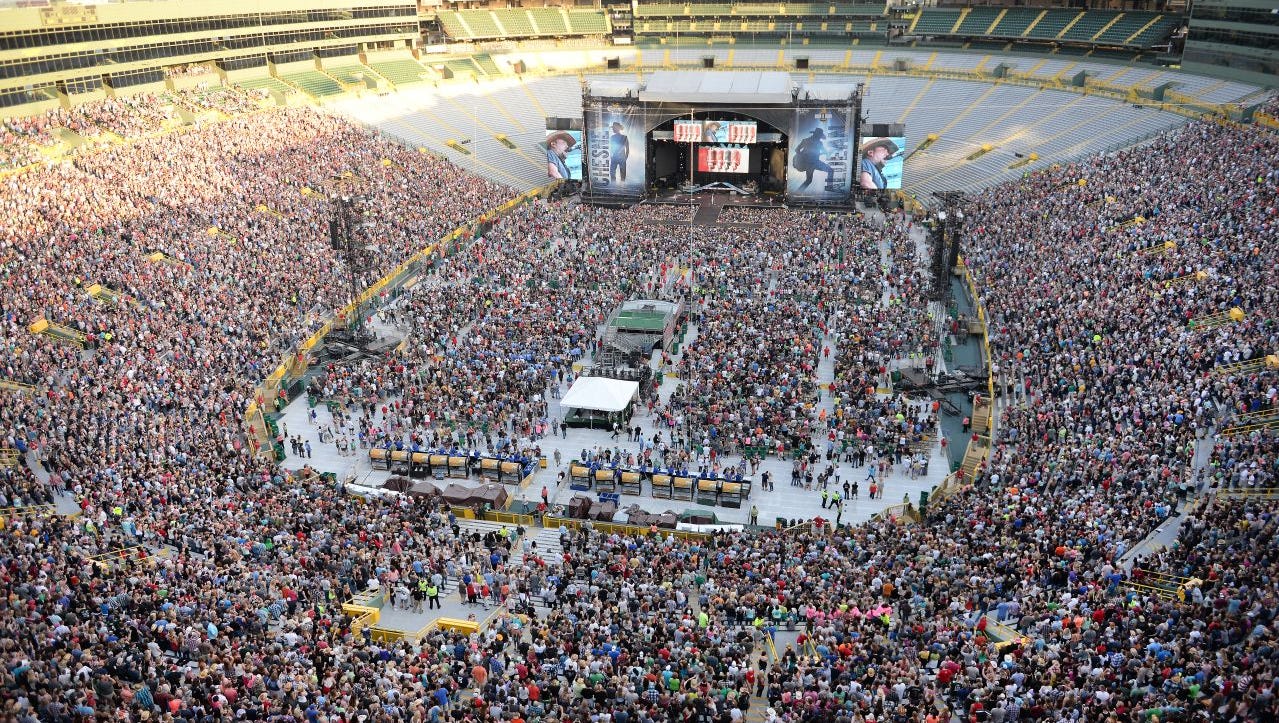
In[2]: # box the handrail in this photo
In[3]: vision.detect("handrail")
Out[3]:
[763,627,779,663]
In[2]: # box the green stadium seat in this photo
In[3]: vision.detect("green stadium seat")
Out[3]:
[566,10,610,34]
[988,8,1039,37]
[443,58,480,80]
[325,64,374,86]
[367,59,430,87]
[472,54,501,76]
[1025,10,1080,39]
[831,3,882,16]
[786,3,832,16]
[529,8,569,34]
[1128,15,1179,47]
[734,3,780,16]
[691,4,733,17]
[955,7,1001,35]
[280,70,344,98]
[458,9,503,38]
[634,4,685,18]
[235,77,295,96]
[1060,10,1120,42]
[1095,12,1156,45]
[492,9,534,36]
[913,8,962,34]
[436,10,472,39]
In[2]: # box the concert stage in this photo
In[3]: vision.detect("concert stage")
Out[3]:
[575,70,862,209]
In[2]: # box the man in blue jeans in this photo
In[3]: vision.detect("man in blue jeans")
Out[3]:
[609,121,630,183]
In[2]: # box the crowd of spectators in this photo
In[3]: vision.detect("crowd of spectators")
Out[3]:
[0,86,1275,723]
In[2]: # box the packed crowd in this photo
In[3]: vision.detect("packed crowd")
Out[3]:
[0,84,1275,722]
[0,86,269,169]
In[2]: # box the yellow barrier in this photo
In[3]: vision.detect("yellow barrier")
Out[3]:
[0,449,18,468]
[763,628,780,662]
[0,379,39,395]
[1219,418,1279,437]
[28,318,87,349]
[1215,487,1279,499]
[1188,307,1245,331]
[0,504,56,517]
[437,617,481,635]
[1214,354,1279,377]
[876,502,921,525]
[485,511,537,527]
[88,545,166,571]
[541,514,711,542]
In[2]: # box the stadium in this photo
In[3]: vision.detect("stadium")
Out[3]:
[0,0,1276,720]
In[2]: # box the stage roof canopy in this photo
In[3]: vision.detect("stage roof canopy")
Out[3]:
[639,71,794,104]
[561,377,639,413]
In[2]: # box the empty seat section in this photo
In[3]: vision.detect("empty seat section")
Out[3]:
[1026,10,1080,39]
[325,64,373,85]
[530,8,569,34]
[913,8,962,34]
[567,10,610,33]
[443,59,479,79]
[1129,16,1179,47]
[472,54,501,75]
[436,11,472,39]
[1061,10,1120,42]
[367,59,429,86]
[988,8,1039,37]
[281,70,343,97]
[458,10,503,38]
[635,3,685,17]
[787,3,831,16]
[956,7,1001,35]
[494,9,535,35]
[1095,12,1155,44]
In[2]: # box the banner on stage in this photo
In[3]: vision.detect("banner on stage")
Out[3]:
[586,106,646,195]
[787,107,854,201]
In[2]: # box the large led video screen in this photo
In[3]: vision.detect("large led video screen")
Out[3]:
[585,107,645,196]
[858,135,905,190]
[545,129,582,180]
[697,145,750,174]
[672,120,758,144]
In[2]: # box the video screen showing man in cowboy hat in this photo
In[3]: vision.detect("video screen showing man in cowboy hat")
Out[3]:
[859,137,901,190]
[701,120,725,143]
[546,130,580,180]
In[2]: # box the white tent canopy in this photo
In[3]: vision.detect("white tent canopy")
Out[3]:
[560,377,639,413]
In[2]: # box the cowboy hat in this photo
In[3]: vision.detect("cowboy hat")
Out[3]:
[860,137,899,156]
[546,131,577,148]
[611,121,625,132]
[703,121,722,130]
